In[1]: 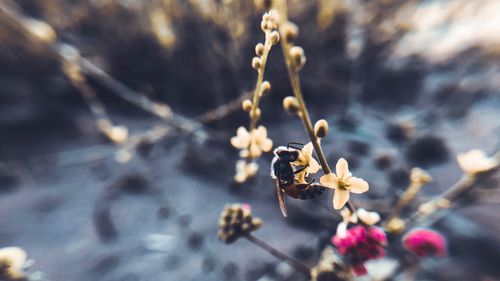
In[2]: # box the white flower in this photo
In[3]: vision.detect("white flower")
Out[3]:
[357,208,380,225]
[320,158,369,209]
[335,208,379,237]
[292,142,321,175]
[0,247,28,279]
[457,149,498,174]
[231,126,273,158]
[234,160,259,183]
[336,208,358,238]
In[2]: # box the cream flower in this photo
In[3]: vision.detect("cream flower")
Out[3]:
[357,208,380,226]
[336,208,379,237]
[230,126,273,158]
[234,160,259,183]
[336,208,358,238]
[292,142,321,174]
[0,247,27,279]
[457,149,498,174]
[320,158,369,209]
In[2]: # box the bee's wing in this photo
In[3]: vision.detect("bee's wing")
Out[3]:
[276,183,288,217]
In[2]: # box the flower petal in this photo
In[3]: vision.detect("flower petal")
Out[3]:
[231,127,250,149]
[249,144,262,158]
[306,158,321,174]
[302,142,314,157]
[457,149,497,174]
[256,125,268,139]
[336,221,348,238]
[333,189,350,209]
[336,158,350,179]
[348,177,369,194]
[357,208,380,225]
[320,173,338,189]
[0,247,26,271]
[260,138,273,152]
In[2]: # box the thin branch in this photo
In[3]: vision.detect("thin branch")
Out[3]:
[0,0,202,134]
[245,234,311,276]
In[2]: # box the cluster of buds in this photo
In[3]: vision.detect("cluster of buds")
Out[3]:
[332,226,387,276]
[251,10,280,72]
[218,204,262,244]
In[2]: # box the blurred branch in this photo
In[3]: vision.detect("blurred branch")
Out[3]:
[245,234,311,276]
[0,0,203,135]
[196,91,251,123]
[405,151,500,229]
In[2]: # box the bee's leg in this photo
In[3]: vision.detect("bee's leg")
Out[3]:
[293,164,309,174]
[287,142,304,150]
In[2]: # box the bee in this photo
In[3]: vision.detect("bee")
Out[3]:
[271,142,327,217]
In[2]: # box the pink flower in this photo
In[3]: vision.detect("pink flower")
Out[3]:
[403,229,446,257]
[331,226,387,276]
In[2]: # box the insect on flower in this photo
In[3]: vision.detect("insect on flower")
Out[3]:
[271,142,327,217]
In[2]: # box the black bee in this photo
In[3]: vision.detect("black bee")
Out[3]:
[271,142,327,217]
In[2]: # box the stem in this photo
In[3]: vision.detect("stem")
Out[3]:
[274,0,355,213]
[386,181,425,223]
[245,234,311,276]
[249,32,273,131]
[406,158,499,228]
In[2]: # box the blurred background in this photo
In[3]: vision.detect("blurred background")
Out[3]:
[0,0,499,280]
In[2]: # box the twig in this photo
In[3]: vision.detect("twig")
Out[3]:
[0,0,202,134]
[245,234,311,276]
[405,151,500,228]
[196,91,251,123]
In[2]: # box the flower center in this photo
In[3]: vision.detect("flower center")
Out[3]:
[338,180,349,191]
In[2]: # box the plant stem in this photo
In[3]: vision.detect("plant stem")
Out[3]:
[249,32,273,131]
[245,234,311,276]
[406,151,499,228]
[274,0,355,213]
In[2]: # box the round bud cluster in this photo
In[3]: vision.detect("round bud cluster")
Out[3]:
[314,119,329,138]
[218,204,262,244]
[289,46,306,70]
[283,96,300,114]
[261,10,279,32]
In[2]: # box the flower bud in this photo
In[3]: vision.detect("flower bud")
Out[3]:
[385,217,406,234]
[270,31,280,45]
[255,43,265,56]
[242,99,253,112]
[410,168,432,184]
[289,46,306,69]
[314,119,329,138]
[251,56,261,70]
[25,19,57,43]
[260,81,271,96]
[282,21,299,42]
[283,96,300,114]
[252,108,262,119]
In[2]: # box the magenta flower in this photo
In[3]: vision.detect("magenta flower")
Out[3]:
[403,229,447,257]
[331,226,387,276]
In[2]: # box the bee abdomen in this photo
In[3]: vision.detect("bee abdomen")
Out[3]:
[296,184,327,200]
